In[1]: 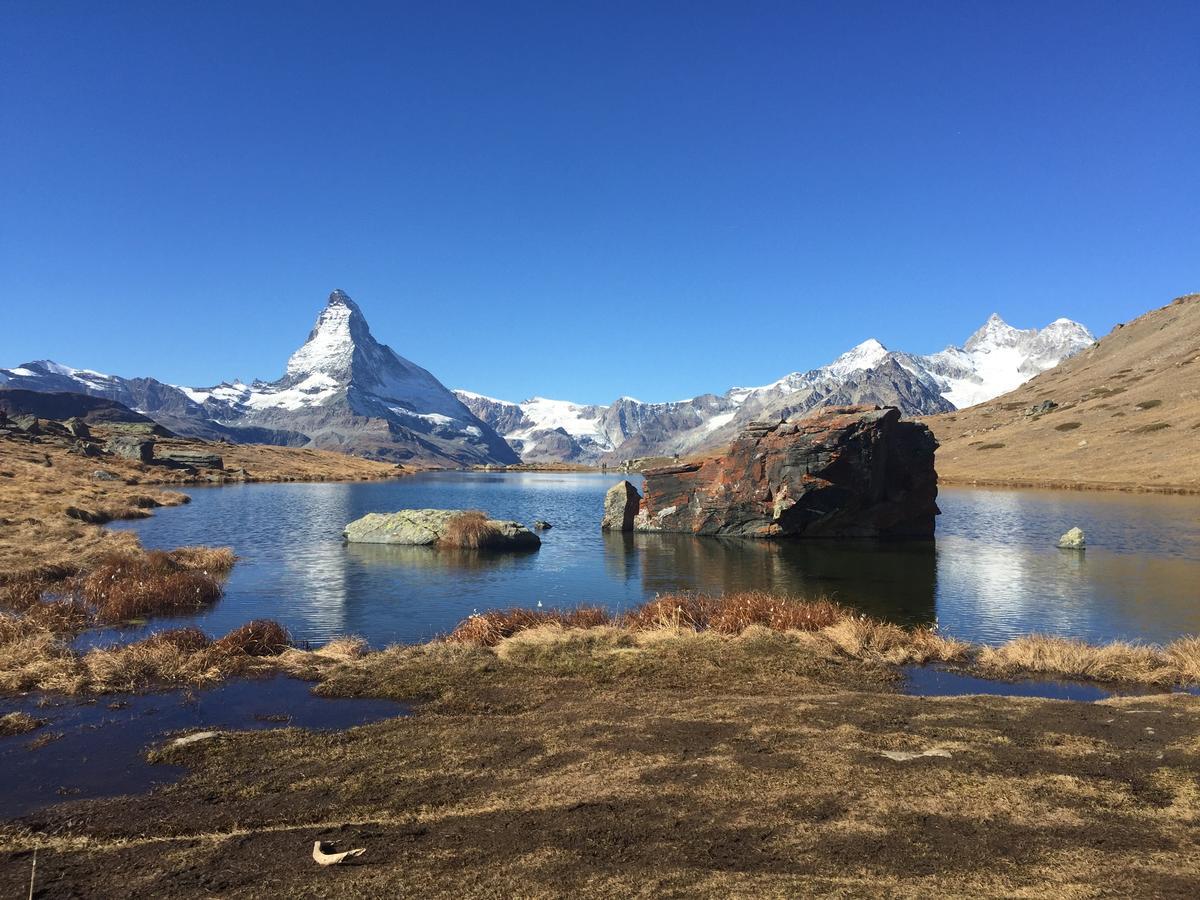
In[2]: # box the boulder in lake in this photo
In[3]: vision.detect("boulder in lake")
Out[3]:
[601,481,641,532]
[1057,526,1086,549]
[533,520,552,530]
[343,509,541,551]
[633,405,938,539]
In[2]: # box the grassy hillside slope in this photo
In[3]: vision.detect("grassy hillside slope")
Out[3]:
[926,293,1200,492]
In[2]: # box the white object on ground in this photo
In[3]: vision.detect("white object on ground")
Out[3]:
[313,841,366,866]
[879,748,952,762]
[171,731,221,747]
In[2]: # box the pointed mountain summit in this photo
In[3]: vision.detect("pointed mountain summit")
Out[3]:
[1,290,519,465]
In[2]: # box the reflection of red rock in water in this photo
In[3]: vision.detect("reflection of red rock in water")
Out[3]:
[633,405,939,539]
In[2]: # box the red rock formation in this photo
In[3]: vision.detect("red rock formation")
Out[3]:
[633,405,938,538]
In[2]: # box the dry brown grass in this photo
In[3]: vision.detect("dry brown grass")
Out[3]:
[76,550,226,623]
[817,616,972,665]
[447,606,612,646]
[0,710,45,736]
[977,634,1183,684]
[439,510,504,549]
[927,292,1200,492]
[214,619,290,656]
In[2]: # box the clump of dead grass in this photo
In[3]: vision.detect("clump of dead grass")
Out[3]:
[817,616,972,665]
[448,606,612,647]
[0,710,45,736]
[977,634,1178,684]
[214,619,290,656]
[76,549,231,623]
[439,510,504,549]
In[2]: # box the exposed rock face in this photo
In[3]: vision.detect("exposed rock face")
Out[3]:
[633,405,938,539]
[343,509,540,551]
[106,435,155,463]
[156,449,224,470]
[601,481,642,532]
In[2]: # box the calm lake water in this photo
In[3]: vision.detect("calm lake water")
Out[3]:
[109,472,1200,648]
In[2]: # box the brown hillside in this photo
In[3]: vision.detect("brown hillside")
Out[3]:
[926,293,1200,493]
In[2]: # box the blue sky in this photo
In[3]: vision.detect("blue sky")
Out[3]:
[2,1,1197,404]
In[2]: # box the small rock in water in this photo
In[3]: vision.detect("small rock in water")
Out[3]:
[533,520,552,530]
[1057,526,1086,550]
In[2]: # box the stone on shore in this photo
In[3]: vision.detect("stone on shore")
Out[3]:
[106,435,156,463]
[156,448,225,470]
[1057,527,1086,549]
[632,405,939,539]
[601,481,641,532]
[343,509,540,551]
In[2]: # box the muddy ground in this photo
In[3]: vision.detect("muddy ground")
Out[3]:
[2,631,1198,898]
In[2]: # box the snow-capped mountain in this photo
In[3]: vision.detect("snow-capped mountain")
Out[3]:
[1,291,518,465]
[457,313,1094,463]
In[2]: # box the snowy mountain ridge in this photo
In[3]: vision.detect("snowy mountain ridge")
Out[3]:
[455,313,1094,463]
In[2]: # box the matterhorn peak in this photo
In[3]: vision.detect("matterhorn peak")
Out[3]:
[286,289,375,379]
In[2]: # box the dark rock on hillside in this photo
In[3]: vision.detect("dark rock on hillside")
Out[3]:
[156,449,224,470]
[633,405,938,539]
[106,435,156,463]
[0,388,161,429]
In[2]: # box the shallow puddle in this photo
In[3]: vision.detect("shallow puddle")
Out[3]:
[904,665,1200,701]
[0,675,407,819]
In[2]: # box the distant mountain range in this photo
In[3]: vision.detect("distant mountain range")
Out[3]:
[0,291,517,466]
[1,292,1093,466]
[455,314,1095,463]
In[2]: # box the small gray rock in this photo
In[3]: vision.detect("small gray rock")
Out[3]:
[533,520,552,530]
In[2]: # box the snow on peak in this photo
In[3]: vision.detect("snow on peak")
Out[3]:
[826,338,890,377]
[285,290,369,378]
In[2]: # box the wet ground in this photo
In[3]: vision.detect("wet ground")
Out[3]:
[0,676,407,818]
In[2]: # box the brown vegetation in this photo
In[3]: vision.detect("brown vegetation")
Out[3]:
[439,510,504,549]
[927,292,1200,492]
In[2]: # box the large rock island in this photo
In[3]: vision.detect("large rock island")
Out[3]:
[630,405,938,538]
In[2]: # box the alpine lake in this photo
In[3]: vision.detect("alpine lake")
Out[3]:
[99,471,1200,650]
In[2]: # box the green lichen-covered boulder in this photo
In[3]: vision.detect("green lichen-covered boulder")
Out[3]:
[343,509,540,551]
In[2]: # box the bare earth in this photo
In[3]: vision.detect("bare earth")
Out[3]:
[926,293,1200,493]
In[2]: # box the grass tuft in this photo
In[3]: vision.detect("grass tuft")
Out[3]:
[76,549,229,623]
[439,510,505,549]
[214,619,290,656]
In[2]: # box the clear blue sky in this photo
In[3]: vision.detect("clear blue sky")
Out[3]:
[2,1,1197,404]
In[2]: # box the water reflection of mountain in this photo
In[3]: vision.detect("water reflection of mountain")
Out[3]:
[605,532,938,627]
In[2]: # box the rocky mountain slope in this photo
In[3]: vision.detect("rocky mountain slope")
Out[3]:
[0,291,517,466]
[458,313,1094,464]
[926,293,1200,492]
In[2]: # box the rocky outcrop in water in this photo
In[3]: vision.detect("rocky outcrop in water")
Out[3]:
[633,405,939,539]
[343,509,540,551]
[601,481,641,532]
